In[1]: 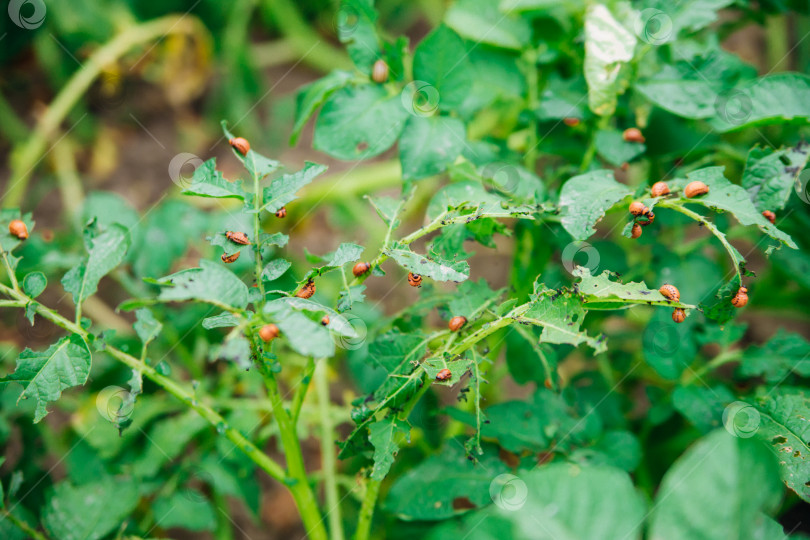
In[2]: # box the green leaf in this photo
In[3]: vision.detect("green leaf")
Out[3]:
[80,191,139,230]
[711,73,810,132]
[399,115,465,180]
[412,25,475,112]
[42,477,140,540]
[131,410,209,477]
[337,0,380,73]
[262,259,291,281]
[584,4,636,116]
[422,356,474,386]
[700,275,743,325]
[384,441,508,520]
[649,429,783,540]
[680,167,796,249]
[259,162,327,214]
[202,312,240,329]
[0,335,91,422]
[559,170,632,240]
[301,242,365,283]
[574,267,695,310]
[157,259,249,310]
[738,330,810,383]
[182,158,249,200]
[369,417,410,481]
[741,142,810,212]
[385,244,470,282]
[595,128,646,166]
[570,430,642,472]
[338,284,366,312]
[444,0,531,50]
[133,308,162,345]
[470,388,595,453]
[431,463,646,539]
[290,70,354,145]
[152,492,216,532]
[22,271,47,298]
[448,279,501,319]
[62,222,130,305]
[750,388,810,503]
[129,200,206,278]
[314,84,409,160]
[519,288,606,353]
[263,301,336,358]
[366,194,404,228]
[672,385,735,433]
[265,297,359,339]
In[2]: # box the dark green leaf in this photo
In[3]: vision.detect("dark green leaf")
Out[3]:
[741,142,810,212]
[42,477,140,540]
[0,335,91,422]
[337,0,380,73]
[152,492,216,532]
[738,330,810,383]
[369,417,410,480]
[384,442,508,520]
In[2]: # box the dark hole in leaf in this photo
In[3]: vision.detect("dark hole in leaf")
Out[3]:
[452,497,477,511]
[772,436,788,445]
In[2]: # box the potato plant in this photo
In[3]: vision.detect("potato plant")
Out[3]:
[2,0,810,539]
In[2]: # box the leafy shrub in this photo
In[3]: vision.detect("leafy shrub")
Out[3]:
[2,0,810,539]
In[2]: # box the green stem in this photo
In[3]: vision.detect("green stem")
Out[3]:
[682,350,742,385]
[291,357,316,425]
[1,509,49,540]
[259,0,352,73]
[252,159,266,304]
[0,91,29,143]
[315,359,344,540]
[0,282,288,484]
[256,355,328,540]
[354,478,381,540]
[580,115,610,171]
[656,200,742,280]
[0,238,20,291]
[5,15,207,209]
[523,48,540,171]
[50,136,84,225]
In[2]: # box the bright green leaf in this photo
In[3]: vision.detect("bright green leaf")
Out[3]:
[559,170,632,240]
[62,222,130,305]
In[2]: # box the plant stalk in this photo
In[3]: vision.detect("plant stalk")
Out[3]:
[315,359,344,540]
